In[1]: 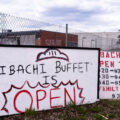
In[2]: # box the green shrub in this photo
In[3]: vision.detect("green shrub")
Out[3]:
[25,108,36,116]
[89,106,104,113]
[109,113,116,119]
[66,102,77,109]
[94,114,106,120]
[77,106,87,114]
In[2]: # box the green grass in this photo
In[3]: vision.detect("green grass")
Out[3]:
[2,100,120,120]
[66,102,77,109]
[111,101,120,107]
[77,106,87,114]
[109,113,116,119]
[89,106,104,113]
[94,114,107,120]
[25,108,36,116]
[66,102,87,114]
[78,115,87,120]
[60,116,86,120]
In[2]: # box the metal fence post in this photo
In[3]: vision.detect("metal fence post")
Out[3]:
[65,24,68,47]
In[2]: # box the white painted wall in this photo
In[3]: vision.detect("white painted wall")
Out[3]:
[77,32,120,50]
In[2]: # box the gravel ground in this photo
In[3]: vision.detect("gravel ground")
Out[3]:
[0,100,120,120]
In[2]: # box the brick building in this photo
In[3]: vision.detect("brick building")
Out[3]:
[0,30,78,47]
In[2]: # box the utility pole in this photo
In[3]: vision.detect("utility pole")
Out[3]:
[65,24,68,47]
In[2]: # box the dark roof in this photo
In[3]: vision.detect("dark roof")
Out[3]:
[0,30,41,37]
[0,29,77,37]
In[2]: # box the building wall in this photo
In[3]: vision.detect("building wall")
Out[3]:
[0,37,18,45]
[35,30,78,47]
[0,34,36,45]
[20,35,35,45]
[77,32,120,50]
[39,31,65,46]
[0,30,78,47]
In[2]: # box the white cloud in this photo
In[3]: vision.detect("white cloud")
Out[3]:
[0,0,120,32]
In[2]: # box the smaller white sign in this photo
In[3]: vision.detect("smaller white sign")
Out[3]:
[100,51,120,99]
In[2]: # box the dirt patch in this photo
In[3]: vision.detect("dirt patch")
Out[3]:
[1,100,120,120]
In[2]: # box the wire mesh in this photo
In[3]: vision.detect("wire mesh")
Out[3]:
[0,12,67,32]
[0,12,120,50]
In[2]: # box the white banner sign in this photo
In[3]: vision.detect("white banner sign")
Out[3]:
[0,46,99,116]
[100,51,120,99]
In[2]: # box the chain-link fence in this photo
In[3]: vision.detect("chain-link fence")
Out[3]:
[0,12,120,50]
[0,12,67,32]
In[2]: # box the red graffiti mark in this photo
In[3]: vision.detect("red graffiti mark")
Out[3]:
[1,81,50,113]
[1,80,84,113]
[36,90,47,110]
[50,88,63,108]
[1,81,27,113]
[52,80,85,104]
[64,87,76,106]
[14,90,33,113]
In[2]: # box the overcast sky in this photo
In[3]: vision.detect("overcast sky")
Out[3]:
[0,0,120,32]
